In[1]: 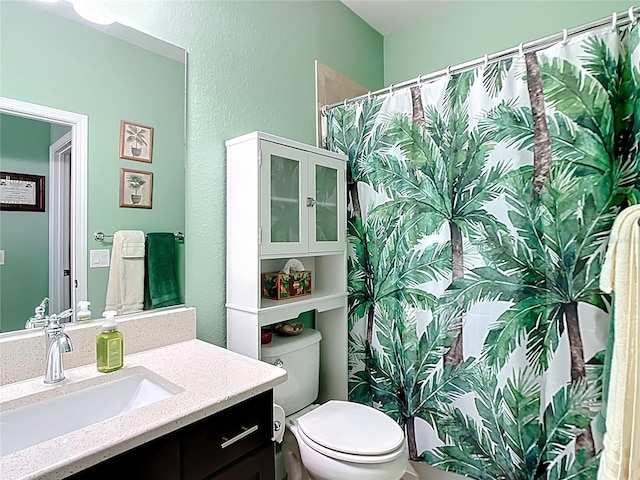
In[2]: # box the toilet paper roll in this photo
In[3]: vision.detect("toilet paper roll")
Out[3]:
[272,403,286,443]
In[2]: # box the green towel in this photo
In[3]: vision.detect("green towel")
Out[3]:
[145,233,181,309]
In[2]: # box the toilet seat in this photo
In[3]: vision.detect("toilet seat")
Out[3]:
[295,424,406,464]
[294,400,406,464]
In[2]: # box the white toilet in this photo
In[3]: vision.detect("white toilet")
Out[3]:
[262,328,410,480]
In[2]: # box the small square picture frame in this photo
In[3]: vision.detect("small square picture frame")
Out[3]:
[119,168,153,209]
[119,120,154,163]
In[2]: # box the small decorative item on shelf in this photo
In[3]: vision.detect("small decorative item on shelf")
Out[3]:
[261,328,273,344]
[262,272,292,300]
[274,321,304,336]
[261,258,312,300]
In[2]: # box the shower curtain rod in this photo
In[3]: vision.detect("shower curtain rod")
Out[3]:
[322,6,639,113]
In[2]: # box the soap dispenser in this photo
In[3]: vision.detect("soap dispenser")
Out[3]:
[76,301,92,322]
[96,310,124,373]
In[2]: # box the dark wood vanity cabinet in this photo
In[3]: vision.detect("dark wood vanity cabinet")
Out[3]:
[182,389,274,480]
[68,390,274,480]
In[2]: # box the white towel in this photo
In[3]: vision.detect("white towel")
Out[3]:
[105,230,145,315]
[598,205,640,480]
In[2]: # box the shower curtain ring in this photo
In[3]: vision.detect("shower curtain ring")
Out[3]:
[483,54,489,69]
[629,6,637,25]
[321,105,328,116]
[611,12,617,31]
[388,84,394,96]
[562,28,569,45]
[519,42,525,57]
[367,91,372,101]
[446,66,452,77]
[343,98,348,108]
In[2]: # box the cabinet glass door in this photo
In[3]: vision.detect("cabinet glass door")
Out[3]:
[270,155,300,243]
[308,153,346,253]
[260,141,307,255]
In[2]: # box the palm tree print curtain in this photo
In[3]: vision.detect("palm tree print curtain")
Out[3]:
[325,23,640,479]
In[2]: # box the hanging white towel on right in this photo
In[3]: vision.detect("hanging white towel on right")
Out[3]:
[105,230,145,315]
[598,205,640,480]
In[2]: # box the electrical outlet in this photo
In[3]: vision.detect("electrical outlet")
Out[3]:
[90,249,110,268]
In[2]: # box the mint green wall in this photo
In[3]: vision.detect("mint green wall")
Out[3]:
[1,1,186,324]
[0,115,51,331]
[97,1,384,346]
[384,1,636,85]
[50,124,71,145]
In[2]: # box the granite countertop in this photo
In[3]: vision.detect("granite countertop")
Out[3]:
[0,339,287,480]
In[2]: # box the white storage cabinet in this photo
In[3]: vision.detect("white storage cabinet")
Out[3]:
[225,131,348,403]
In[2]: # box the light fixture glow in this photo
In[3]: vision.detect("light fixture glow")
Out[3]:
[72,2,114,26]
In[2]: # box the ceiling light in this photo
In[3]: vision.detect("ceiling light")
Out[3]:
[72,2,114,25]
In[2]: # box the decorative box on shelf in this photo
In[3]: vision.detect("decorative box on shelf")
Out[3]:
[261,270,312,300]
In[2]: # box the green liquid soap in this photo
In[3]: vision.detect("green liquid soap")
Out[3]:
[96,310,124,373]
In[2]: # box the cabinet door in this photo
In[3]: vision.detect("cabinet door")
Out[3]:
[205,443,275,480]
[308,152,346,253]
[182,390,273,480]
[260,141,307,255]
[66,434,180,480]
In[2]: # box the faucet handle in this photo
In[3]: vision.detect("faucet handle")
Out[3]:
[45,309,74,330]
[56,308,74,320]
[35,297,49,316]
[26,297,50,328]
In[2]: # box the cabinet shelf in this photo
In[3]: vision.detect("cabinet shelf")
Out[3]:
[259,250,343,260]
[227,290,346,328]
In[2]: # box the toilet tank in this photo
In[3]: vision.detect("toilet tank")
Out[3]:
[261,328,322,415]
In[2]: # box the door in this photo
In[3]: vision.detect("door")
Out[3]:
[49,132,72,315]
[307,152,346,253]
[260,140,307,256]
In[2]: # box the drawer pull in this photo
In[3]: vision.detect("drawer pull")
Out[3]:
[220,424,259,449]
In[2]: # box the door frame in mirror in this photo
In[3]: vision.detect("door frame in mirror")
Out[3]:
[0,96,88,316]
[49,131,72,313]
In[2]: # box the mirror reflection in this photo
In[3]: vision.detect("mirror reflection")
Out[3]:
[0,0,187,333]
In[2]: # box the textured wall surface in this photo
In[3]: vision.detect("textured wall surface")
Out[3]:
[96,0,384,347]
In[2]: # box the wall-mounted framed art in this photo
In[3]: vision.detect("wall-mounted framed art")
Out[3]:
[0,171,45,212]
[119,168,153,209]
[119,120,154,163]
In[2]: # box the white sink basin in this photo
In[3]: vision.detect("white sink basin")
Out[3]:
[0,372,177,457]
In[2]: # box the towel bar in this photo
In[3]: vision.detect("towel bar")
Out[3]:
[94,231,184,242]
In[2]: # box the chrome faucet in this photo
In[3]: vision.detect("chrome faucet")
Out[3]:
[44,309,74,384]
[26,297,49,329]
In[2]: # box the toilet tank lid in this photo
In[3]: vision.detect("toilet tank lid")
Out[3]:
[261,328,322,357]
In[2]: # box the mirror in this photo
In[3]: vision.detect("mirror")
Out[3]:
[0,0,187,333]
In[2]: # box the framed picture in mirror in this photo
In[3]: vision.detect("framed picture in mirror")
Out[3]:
[120,120,154,162]
[0,171,45,212]
[119,168,153,209]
